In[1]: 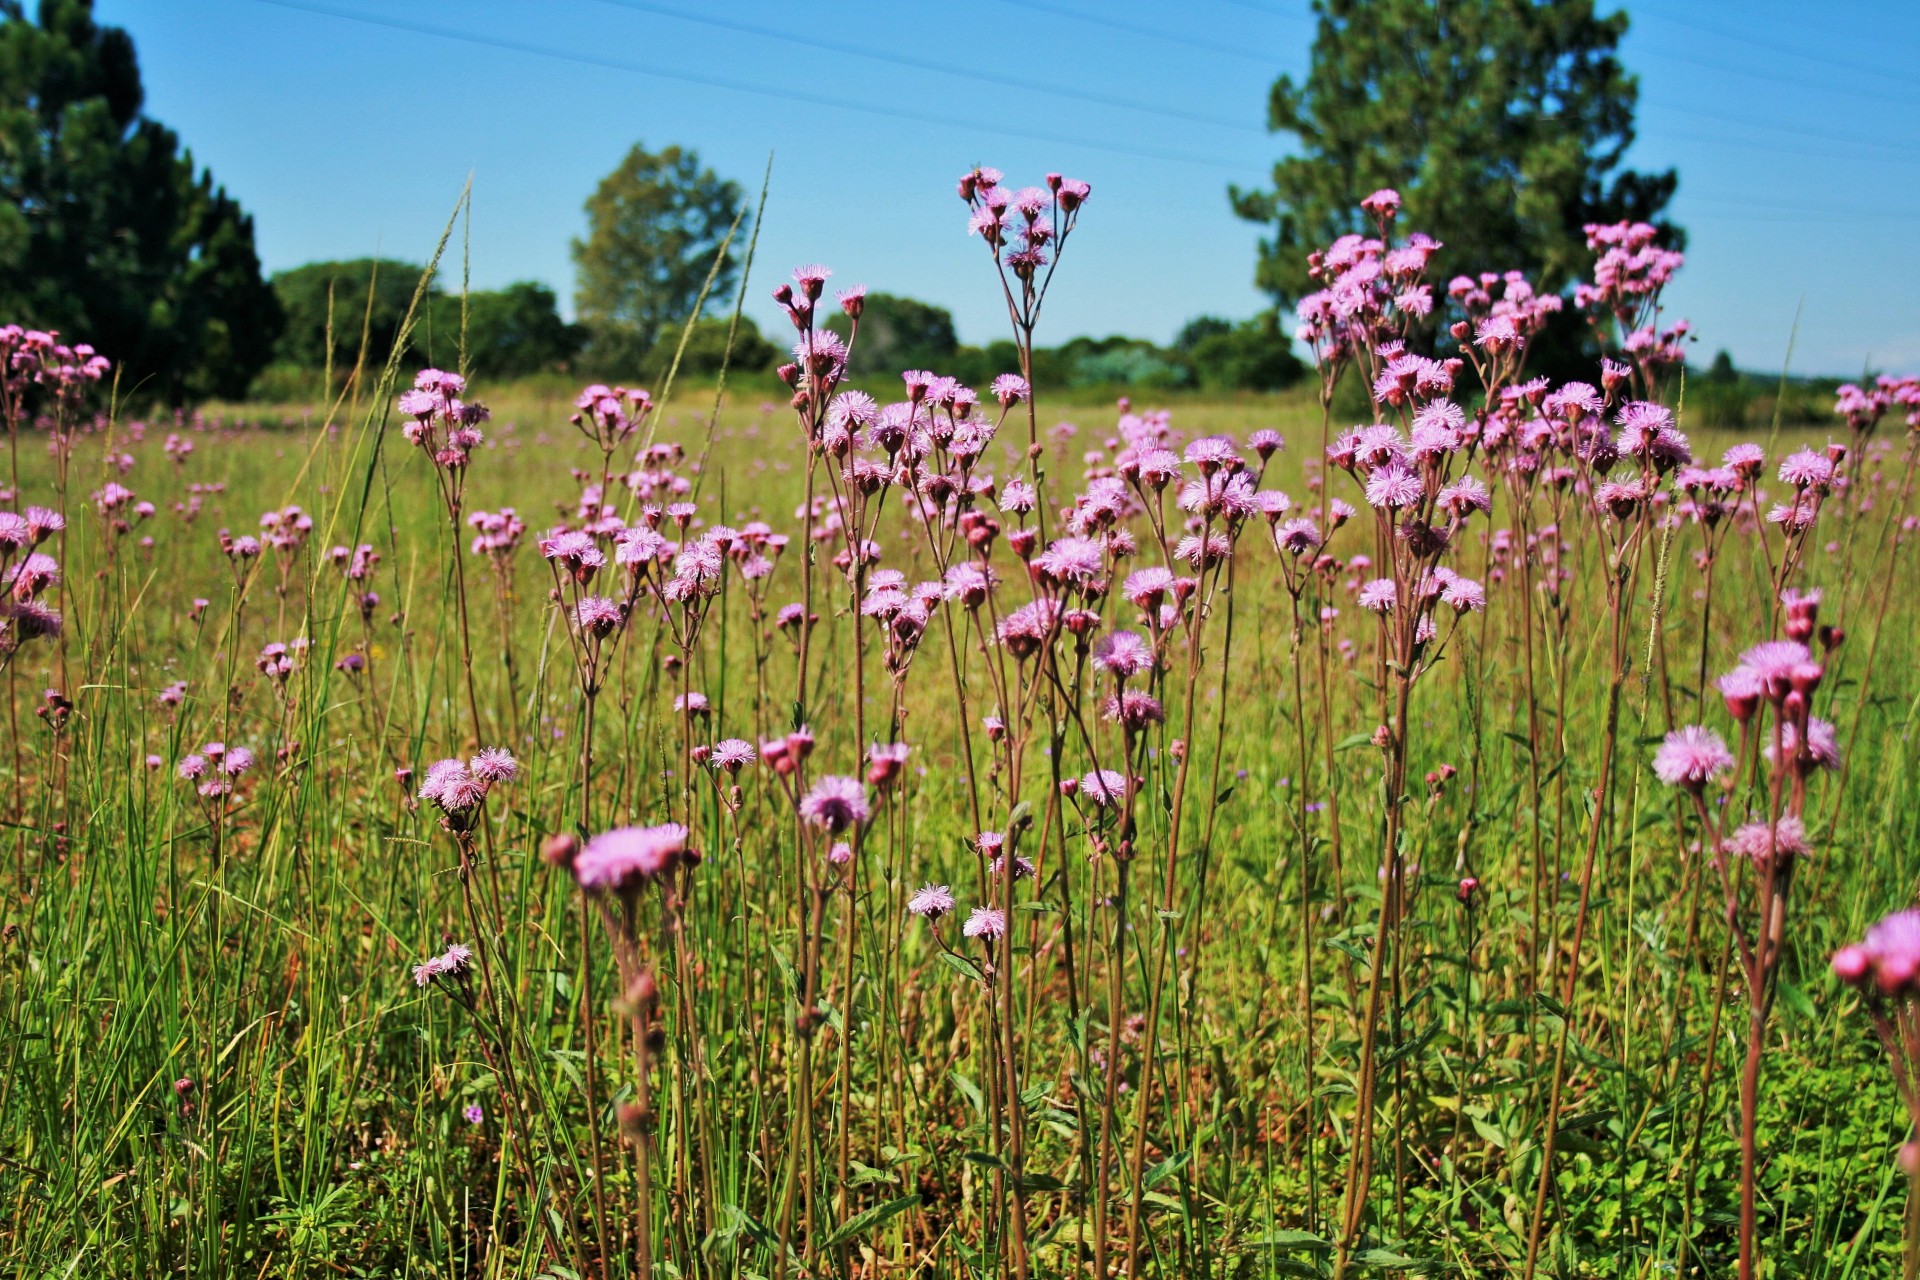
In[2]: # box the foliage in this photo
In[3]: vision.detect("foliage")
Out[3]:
[1182,311,1307,392]
[824,291,959,378]
[571,141,745,370]
[0,0,281,402]
[1230,0,1679,309]
[270,260,584,387]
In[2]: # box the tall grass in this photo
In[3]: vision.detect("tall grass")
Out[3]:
[1,184,1917,1280]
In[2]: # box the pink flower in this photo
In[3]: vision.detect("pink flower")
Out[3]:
[963,906,1007,940]
[1092,630,1155,680]
[1079,769,1127,807]
[1723,816,1810,866]
[709,739,756,772]
[412,942,473,986]
[1651,725,1734,792]
[573,823,695,892]
[418,759,487,813]
[470,748,518,784]
[908,884,956,919]
[799,775,871,833]
[1836,910,1920,994]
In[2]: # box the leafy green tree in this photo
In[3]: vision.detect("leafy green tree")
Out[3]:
[1230,0,1678,311]
[824,291,958,379]
[0,0,281,402]
[433,282,584,378]
[635,314,776,380]
[1184,313,1306,393]
[271,261,582,381]
[1174,316,1234,354]
[269,258,422,373]
[572,143,744,370]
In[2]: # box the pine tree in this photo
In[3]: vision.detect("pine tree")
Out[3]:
[1231,0,1678,311]
[0,0,281,402]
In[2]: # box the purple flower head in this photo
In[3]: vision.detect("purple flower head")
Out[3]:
[908,884,956,919]
[412,942,473,987]
[1766,717,1842,775]
[963,906,1008,941]
[1092,630,1155,681]
[470,747,518,784]
[1651,725,1734,792]
[1723,816,1811,867]
[799,775,871,833]
[1364,464,1423,511]
[1837,910,1920,994]
[574,823,695,893]
[710,738,756,772]
[1079,769,1127,807]
[418,759,487,813]
[1357,579,1397,613]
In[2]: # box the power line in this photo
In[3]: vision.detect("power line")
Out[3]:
[245,0,1266,174]
[982,0,1280,65]
[1634,4,1915,98]
[586,0,1264,134]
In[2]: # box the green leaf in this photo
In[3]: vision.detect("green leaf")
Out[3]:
[937,952,983,983]
[1144,1148,1192,1189]
[823,1193,921,1247]
[1356,1247,1420,1268]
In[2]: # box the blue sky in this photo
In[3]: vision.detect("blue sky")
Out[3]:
[97,0,1920,377]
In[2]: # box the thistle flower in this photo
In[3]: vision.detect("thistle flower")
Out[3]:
[963,906,1008,940]
[908,884,956,919]
[1087,631,1150,682]
[412,942,474,987]
[573,823,696,892]
[799,775,871,833]
[1834,910,1920,994]
[1765,717,1842,774]
[709,738,756,772]
[470,748,518,784]
[1079,769,1127,807]
[1723,816,1811,866]
[418,759,487,813]
[1651,725,1735,791]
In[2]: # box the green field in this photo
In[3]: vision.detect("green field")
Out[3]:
[0,361,1914,1280]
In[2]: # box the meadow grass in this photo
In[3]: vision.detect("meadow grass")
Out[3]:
[1,253,1917,1278]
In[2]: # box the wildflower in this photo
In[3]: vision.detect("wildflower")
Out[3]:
[1357,579,1397,613]
[799,775,871,833]
[1652,725,1735,792]
[470,748,518,784]
[1104,689,1165,729]
[1778,448,1834,489]
[1092,630,1154,680]
[1440,575,1486,613]
[573,596,622,637]
[1079,769,1127,807]
[1723,816,1811,866]
[418,759,487,813]
[991,374,1030,406]
[963,906,1008,940]
[573,823,696,892]
[866,742,911,788]
[1364,464,1423,511]
[464,1104,485,1125]
[1834,910,1920,994]
[709,739,756,772]
[909,884,956,919]
[1766,717,1842,774]
[412,942,474,986]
